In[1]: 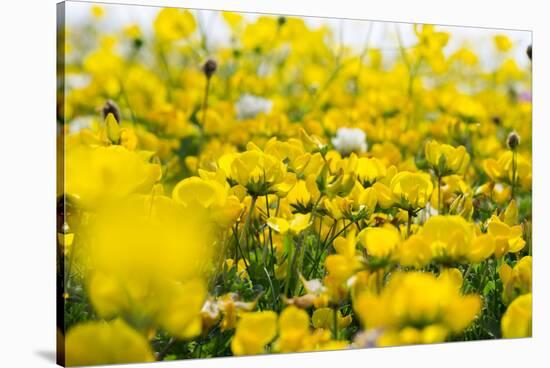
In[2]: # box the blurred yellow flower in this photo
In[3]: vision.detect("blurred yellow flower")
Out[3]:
[499,256,532,304]
[501,293,532,338]
[354,272,480,346]
[312,307,352,330]
[483,151,532,190]
[172,176,242,228]
[358,225,401,263]
[487,215,525,257]
[231,311,278,355]
[65,144,161,209]
[154,8,196,42]
[84,194,214,338]
[90,5,105,19]
[276,306,311,352]
[66,320,154,367]
[494,35,513,52]
[324,230,363,302]
[421,215,495,263]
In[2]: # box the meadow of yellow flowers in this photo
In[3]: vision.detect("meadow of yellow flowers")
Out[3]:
[56,4,532,366]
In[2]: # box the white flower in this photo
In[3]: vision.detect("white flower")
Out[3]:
[331,127,367,155]
[235,94,272,120]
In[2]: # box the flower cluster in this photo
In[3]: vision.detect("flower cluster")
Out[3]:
[58,5,532,366]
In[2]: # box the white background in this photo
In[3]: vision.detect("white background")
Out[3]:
[0,0,547,367]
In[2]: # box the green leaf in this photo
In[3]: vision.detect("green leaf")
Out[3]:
[483,280,495,295]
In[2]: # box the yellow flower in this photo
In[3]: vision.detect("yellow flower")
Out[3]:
[487,215,525,257]
[82,38,123,92]
[398,234,432,268]
[354,272,480,346]
[501,293,532,338]
[420,215,495,263]
[202,292,257,331]
[65,144,161,209]
[172,176,242,228]
[224,146,295,197]
[501,199,519,226]
[451,47,478,66]
[299,127,326,153]
[154,8,196,42]
[123,24,142,39]
[312,308,352,330]
[323,182,377,221]
[222,11,244,31]
[377,325,449,347]
[276,306,311,352]
[356,157,387,185]
[266,213,311,235]
[66,319,154,367]
[84,194,214,338]
[264,138,323,177]
[90,5,105,19]
[324,230,362,302]
[358,225,401,263]
[225,259,249,280]
[242,16,279,51]
[425,140,470,176]
[231,311,278,355]
[499,256,532,305]
[483,151,532,190]
[275,306,344,353]
[494,35,513,52]
[286,176,321,213]
[389,171,433,211]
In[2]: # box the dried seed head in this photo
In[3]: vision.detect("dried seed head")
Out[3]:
[202,59,217,79]
[102,100,120,123]
[527,45,532,61]
[278,16,287,27]
[507,131,520,150]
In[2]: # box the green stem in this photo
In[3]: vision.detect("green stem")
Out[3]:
[233,224,249,271]
[306,220,353,280]
[157,338,175,361]
[284,236,299,297]
[118,82,137,124]
[332,307,338,339]
[263,266,278,311]
[438,175,442,214]
[265,195,275,268]
[461,264,472,293]
[407,209,413,238]
[201,76,211,128]
[239,196,257,261]
[511,150,517,199]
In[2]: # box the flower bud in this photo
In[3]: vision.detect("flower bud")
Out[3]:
[102,100,120,123]
[105,113,121,144]
[202,59,217,79]
[527,45,532,61]
[507,131,520,150]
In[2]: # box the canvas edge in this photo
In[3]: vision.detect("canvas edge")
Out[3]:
[56,1,67,367]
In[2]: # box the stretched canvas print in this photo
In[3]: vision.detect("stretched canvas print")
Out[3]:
[56,1,533,366]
